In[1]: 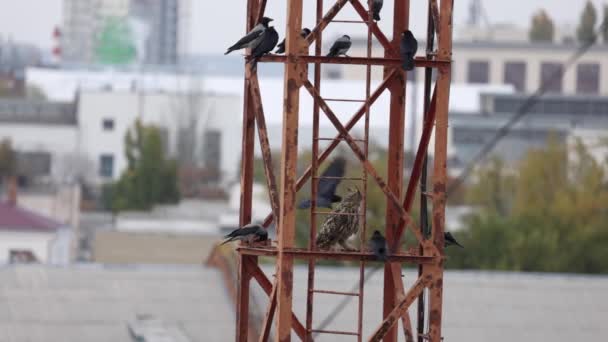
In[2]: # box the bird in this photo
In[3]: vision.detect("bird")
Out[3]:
[315,187,362,251]
[249,26,279,71]
[225,17,274,55]
[220,223,268,245]
[275,28,311,54]
[400,30,418,71]
[368,230,389,261]
[444,231,464,248]
[372,0,383,21]
[298,157,346,209]
[326,35,352,57]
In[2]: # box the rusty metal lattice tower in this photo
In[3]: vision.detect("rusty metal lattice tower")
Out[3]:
[235,0,453,341]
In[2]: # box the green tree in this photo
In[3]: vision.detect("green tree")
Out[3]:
[529,9,555,42]
[108,120,179,212]
[576,1,597,44]
[449,136,608,274]
[95,16,136,65]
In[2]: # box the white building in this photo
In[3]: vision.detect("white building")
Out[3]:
[0,198,72,265]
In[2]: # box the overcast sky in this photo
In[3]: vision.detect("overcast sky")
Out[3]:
[0,0,605,53]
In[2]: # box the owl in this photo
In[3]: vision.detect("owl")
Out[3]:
[315,187,363,251]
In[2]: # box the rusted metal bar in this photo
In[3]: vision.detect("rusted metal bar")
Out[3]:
[259,282,277,342]
[315,137,367,143]
[429,0,440,38]
[246,258,307,340]
[312,289,359,296]
[418,3,437,340]
[302,79,428,247]
[237,246,437,264]
[322,98,366,103]
[249,74,281,229]
[276,0,304,339]
[426,1,454,341]
[236,0,258,339]
[311,329,359,336]
[312,211,364,216]
[393,86,438,250]
[369,274,432,341]
[348,0,398,57]
[261,70,397,228]
[305,0,348,47]
[331,19,366,23]
[256,0,268,24]
[306,0,323,339]
[259,55,449,67]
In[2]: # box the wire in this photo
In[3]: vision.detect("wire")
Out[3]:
[447,19,607,197]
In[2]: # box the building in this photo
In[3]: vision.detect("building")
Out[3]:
[0,185,72,265]
[346,39,608,96]
[450,93,608,169]
[61,0,189,65]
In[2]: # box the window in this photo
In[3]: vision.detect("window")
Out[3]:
[467,60,489,83]
[504,62,526,92]
[99,154,114,178]
[576,63,600,94]
[102,118,114,131]
[540,63,563,93]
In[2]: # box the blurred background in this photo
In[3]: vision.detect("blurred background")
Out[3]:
[0,0,606,341]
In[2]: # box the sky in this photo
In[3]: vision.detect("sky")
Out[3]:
[0,0,605,53]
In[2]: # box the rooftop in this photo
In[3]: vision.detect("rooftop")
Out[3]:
[0,201,63,232]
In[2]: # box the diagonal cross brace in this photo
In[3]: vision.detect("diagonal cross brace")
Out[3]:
[305,0,349,47]
[261,70,399,227]
[348,0,399,57]
[303,78,437,251]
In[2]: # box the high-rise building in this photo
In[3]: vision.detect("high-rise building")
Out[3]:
[61,0,189,65]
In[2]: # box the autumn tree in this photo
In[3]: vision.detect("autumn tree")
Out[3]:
[106,120,179,212]
[0,139,16,179]
[577,1,597,44]
[529,9,555,42]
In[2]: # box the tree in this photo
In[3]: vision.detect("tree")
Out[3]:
[576,1,597,44]
[529,9,555,42]
[107,120,179,212]
[95,16,136,65]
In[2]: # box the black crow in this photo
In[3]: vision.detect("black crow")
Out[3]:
[275,28,311,54]
[400,30,418,71]
[225,17,273,55]
[250,26,279,71]
[220,223,268,245]
[298,157,346,209]
[444,231,464,248]
[327,35,352,57]
[369,230,389,261]
[372,0,383,21]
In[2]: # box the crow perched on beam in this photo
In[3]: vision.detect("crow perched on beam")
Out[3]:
[400,30,418,71]
[220,224,268,245]
[275,28,311,54]
[327,35,352,57]
[225,17,273,55]
[249,26,279,71]
[369,230,389,261]
[298,157,346,209]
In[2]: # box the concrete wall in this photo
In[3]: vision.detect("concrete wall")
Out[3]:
[93,231,218,264]
[0,231,55,264]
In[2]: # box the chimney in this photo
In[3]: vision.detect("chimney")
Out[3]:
[6,176,17,206]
